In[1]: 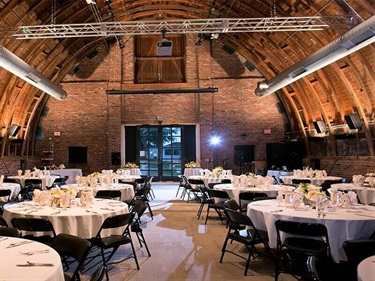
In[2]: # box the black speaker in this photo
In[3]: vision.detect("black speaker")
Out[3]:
[313,120,327,133]
[244,60,256,71]
[344,114,362,130]
[222,45,235,55]
[234,145,254,166]
[7,124,20,137]
[111,152,121,166]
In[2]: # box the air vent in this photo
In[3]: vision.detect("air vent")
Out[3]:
[25,72,41,83]
[341,28,375,50]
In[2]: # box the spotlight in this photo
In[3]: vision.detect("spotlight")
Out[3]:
[210,135,221,146]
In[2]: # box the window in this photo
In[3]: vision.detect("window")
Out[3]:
[134,35,186,84]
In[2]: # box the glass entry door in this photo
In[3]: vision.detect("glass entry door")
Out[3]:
[139,126,182,181]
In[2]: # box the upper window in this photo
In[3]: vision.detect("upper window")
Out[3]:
[134,35,186,84]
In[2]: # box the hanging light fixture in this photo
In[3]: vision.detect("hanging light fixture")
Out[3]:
[0,46,67,100]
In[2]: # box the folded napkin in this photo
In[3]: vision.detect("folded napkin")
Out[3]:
[292,193,303,208]
[0,175,4,184]
[33,189,41,201]
[310,194,329,209]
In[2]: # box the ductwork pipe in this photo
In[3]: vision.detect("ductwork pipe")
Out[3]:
[0,46,67,100]
[255,15,375,97]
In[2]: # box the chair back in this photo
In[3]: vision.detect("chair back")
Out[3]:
[292,179,311,185]
[95,190,122,200]
[343,239,375,279]
[51,233,91,280]
[224,208,253,229]
[239,192,268,202]
[224,199,240,211]
[0,227,21,237]
[0,189,11,201]
[99,213,135,232]
[0,216,9,227]
[11,218,56,236]
[207,189,229,200]
[275,220,328,238]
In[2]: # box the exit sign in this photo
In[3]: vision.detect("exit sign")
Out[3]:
[264,129,271,134]
[54,131,61,136]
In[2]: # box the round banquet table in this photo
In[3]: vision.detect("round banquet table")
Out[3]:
[0,236,64,281]
[280,175,342,186]
[0,182,21,202]
[63,183,135,201]
[247,199,375,263]
[7,175,59,190]
[118,175,141,182]
[184,168,203,177]
[331,183,375,205]
[358,255,375,281]
[213,183,294,204]
[3,199,129,239]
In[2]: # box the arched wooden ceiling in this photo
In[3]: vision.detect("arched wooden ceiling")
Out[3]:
[0,0,374,157]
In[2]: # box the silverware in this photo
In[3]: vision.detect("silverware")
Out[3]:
[19,249,49,256]
[271,209,283,213]
[6,241,33,248]
[50,211,60,215]
[100,207,115,211]
[16,261,54,267]
[0,237,9,242]
[86,209,98,214]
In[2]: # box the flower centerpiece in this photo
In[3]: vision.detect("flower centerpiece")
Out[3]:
[50,187,77,208]
[295,183,326,208]
[122,162,139,169]
[365,173,375,187]
[212,166,223,177]
[185,161,201,168]
[87,171,101,186]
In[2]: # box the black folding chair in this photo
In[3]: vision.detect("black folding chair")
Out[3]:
[11,217,57,245]
[220,208,272,276]
[0,227,21,237]
[51,233,91,281]
[275,219,332,281]
[95,190,122,200]
[91,213,139,280]
[131,200,151,256]
[239,192,269,213]
[204,189,230,224]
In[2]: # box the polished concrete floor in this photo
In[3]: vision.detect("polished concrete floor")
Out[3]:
[80,183,296,281]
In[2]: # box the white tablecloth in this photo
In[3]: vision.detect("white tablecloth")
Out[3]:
[48,169,82,184]
[184,168,203,177]
[118,175,141,183]
[0,236,64,281]
[7,176,59,190]
[280,175,342,186]
[358,255,375,281]
[63,183,135,201]
[0,182,21,202]
[247,199,375,263]
[266,170,293,184]
[331,183,375,205]
[3,199,129,239]
[213,183,293,204]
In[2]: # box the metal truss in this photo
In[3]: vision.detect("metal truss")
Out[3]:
[11,16,356,39]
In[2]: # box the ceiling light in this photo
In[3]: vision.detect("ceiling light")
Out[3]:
[0,46,67,100]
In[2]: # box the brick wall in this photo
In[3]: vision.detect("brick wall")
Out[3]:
[20,34,371,178]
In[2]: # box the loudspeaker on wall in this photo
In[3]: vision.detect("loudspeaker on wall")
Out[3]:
[7,124,20,137]
[111,152,121,166]
[313,120,327,133]
[344,114,362,130]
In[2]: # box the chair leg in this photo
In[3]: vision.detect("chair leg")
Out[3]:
[129,240,140,270]
[145,202,154,219]
[204,205,210,224]
[220,235,229,262]
[136,231,151,257]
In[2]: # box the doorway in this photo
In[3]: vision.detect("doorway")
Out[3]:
[139,126,182,181]
[124,125,197,181]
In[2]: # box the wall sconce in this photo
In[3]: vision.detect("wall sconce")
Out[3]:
[156,116,163,125]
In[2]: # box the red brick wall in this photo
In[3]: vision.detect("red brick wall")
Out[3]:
[24,35,372,178]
